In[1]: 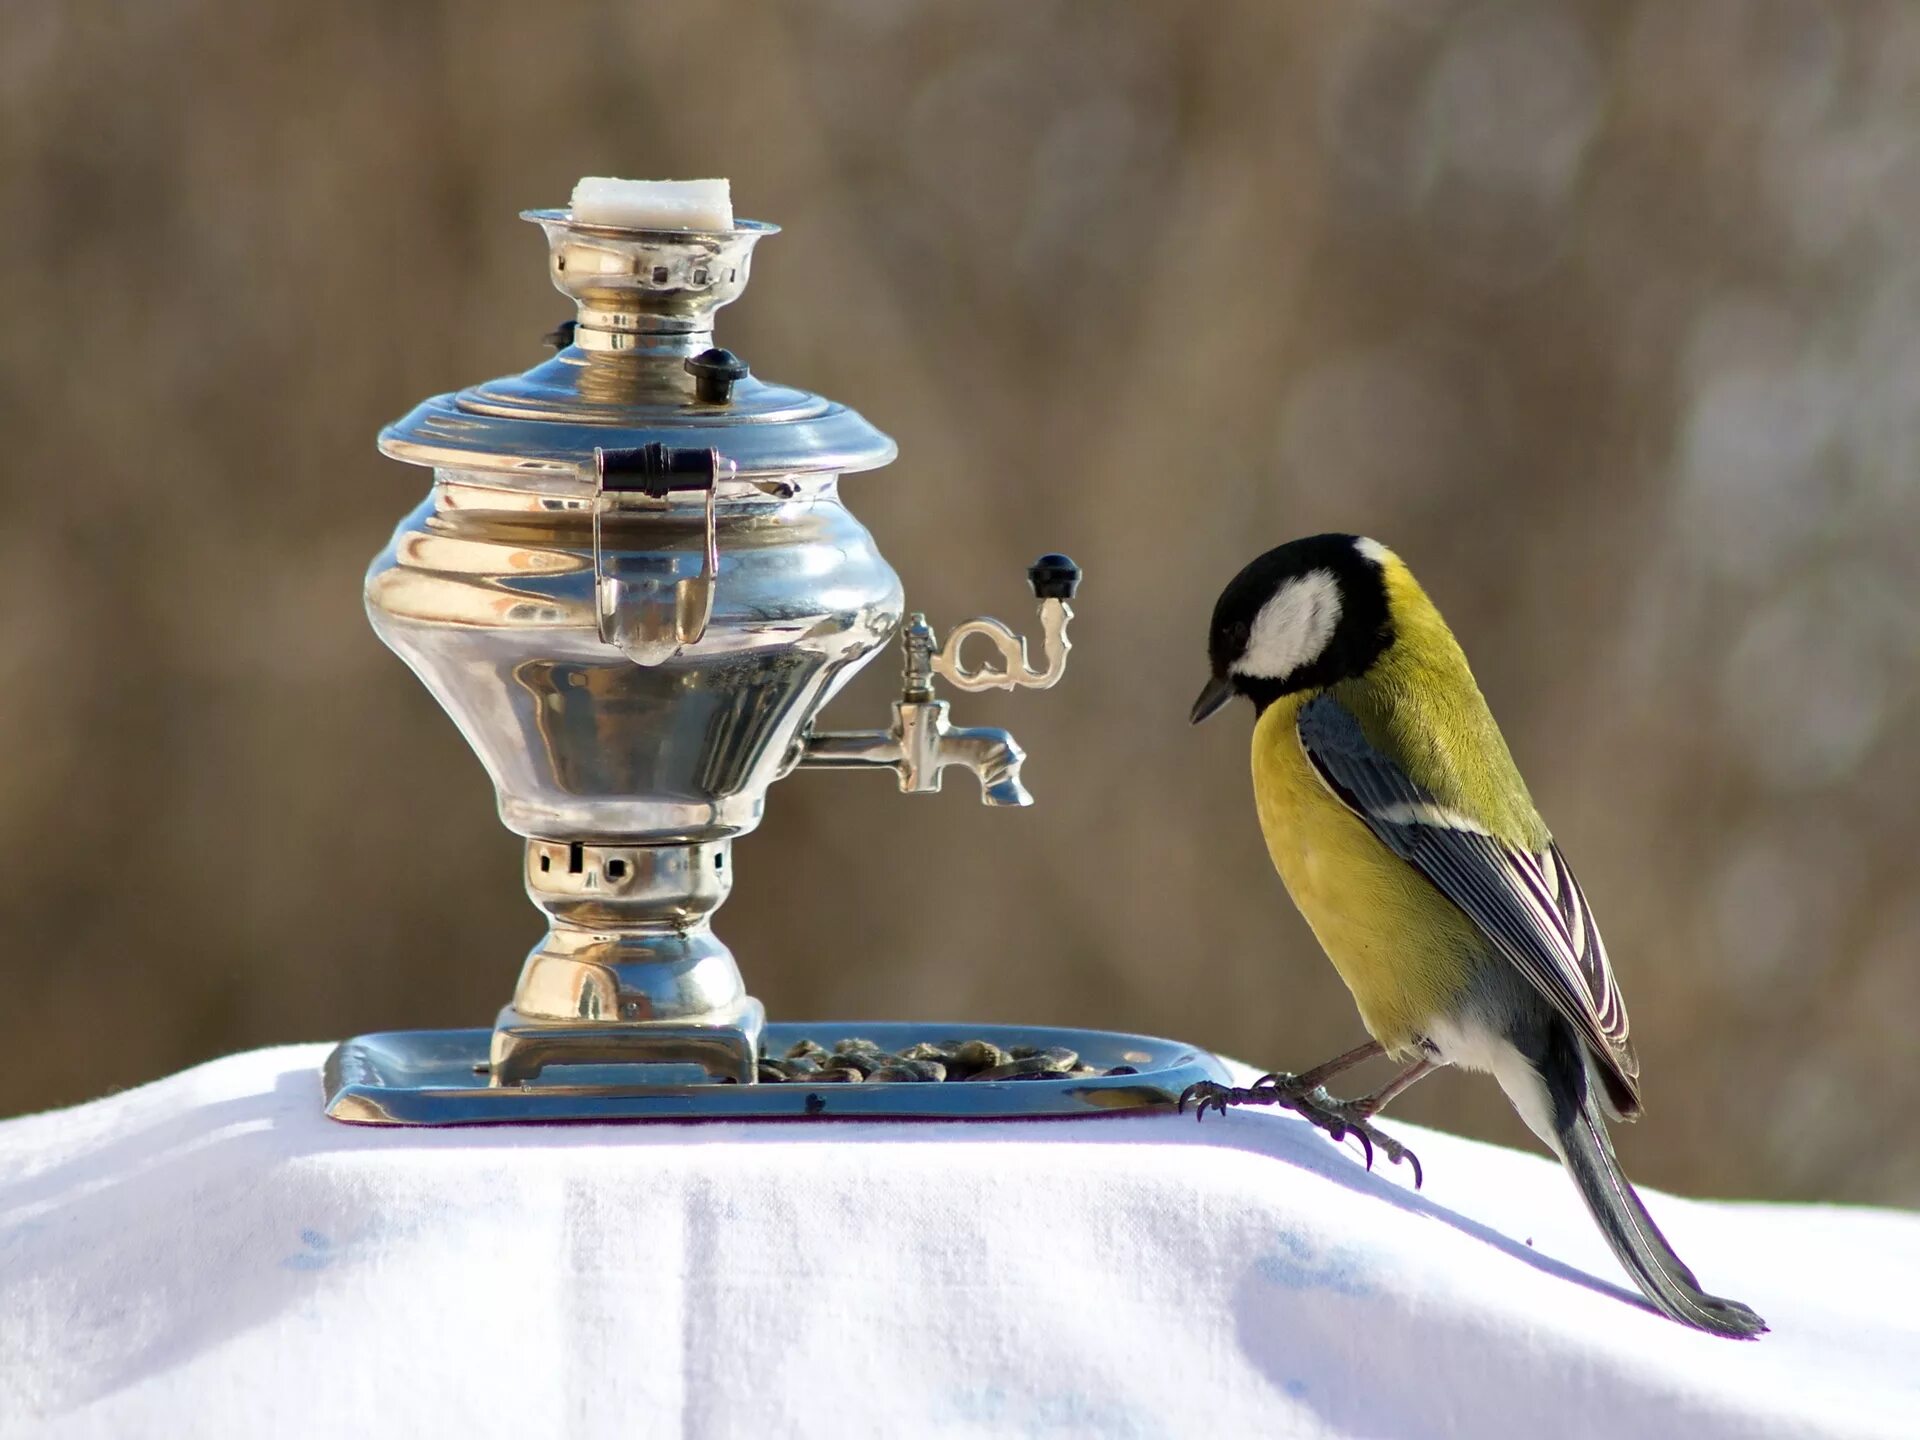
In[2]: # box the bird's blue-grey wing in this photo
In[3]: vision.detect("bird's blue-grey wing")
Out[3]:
[1295,693,1640,1107]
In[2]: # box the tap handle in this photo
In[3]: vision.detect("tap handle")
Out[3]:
[1027,553,1081,600]
[929,553,1079,693]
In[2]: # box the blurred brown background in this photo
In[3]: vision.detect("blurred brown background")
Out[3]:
[3,1,1916,1205]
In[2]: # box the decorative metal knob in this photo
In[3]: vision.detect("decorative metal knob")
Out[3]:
[1027,553,1081,600]
[685,347,751,404]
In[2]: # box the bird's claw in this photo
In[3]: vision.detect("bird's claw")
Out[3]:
[1178,1081,1234,1120]
[1176,1077,1423,1188]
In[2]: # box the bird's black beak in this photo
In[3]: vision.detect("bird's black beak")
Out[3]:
[1189,674,1235,725]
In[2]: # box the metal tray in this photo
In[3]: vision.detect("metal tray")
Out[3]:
[323,1022,1230,1126]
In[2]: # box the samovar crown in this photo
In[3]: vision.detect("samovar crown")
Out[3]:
[377,209,895,484]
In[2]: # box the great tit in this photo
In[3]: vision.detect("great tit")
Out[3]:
[1186,533,1766,1338]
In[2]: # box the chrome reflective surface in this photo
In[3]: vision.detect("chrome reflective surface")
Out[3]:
[529,210,771,351]
[367,472,903,840]
[379,212,897,480]
[493,838,762,1084]
[331,202,1086,1116]
[325,1023,1232,1125]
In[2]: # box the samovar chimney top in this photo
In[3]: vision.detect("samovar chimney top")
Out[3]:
[521,208,778,356]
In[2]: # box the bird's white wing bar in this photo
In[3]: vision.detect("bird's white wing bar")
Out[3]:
[1372,801,1493,834]
[1536,840,1628,1047]
[1295,695,1639,1106]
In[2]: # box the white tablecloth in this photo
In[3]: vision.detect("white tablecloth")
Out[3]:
[2,1045,1914,1439]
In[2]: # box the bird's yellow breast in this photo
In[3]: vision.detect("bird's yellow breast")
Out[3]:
[1251,695,1486,1055]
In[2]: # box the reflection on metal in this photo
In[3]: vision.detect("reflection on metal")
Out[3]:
[330,201,1095,1118]
[325,1023,1231,1125]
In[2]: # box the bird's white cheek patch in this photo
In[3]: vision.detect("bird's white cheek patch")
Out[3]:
[1233,569,1341,681]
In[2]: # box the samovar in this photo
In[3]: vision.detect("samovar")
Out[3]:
[323,194,1225,1122]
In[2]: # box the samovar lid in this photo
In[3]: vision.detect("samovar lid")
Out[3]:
[379,209,896,483]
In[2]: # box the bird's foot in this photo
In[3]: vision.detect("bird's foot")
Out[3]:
[1178,1075,1423,1188]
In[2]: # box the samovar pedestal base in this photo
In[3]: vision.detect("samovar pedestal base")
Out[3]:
[489,997,766,1087]
[494,836,763,1083]
[320,1021,1232,1125]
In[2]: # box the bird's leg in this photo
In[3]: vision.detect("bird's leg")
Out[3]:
[1257,1038,1384,1094]
[1345,1057,1438,1118]
[1179,1041,1427,1187]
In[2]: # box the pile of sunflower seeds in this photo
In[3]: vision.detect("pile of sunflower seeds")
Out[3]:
[755,1037,1141,1085]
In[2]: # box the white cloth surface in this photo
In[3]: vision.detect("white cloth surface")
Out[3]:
[1,1045,1915,1440]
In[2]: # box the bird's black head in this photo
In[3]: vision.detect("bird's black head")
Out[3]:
[1190,533,1396,723]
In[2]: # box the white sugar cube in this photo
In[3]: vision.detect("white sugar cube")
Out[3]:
[569,176,734,231]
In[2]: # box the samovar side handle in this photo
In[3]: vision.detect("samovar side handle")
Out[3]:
[591,444,730,667]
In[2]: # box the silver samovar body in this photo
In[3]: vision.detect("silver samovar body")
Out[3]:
[367,212,908,1084]
[327,197,1226,1123]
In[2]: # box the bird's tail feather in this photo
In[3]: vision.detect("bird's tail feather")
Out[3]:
[1556,1094,1768,1338]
